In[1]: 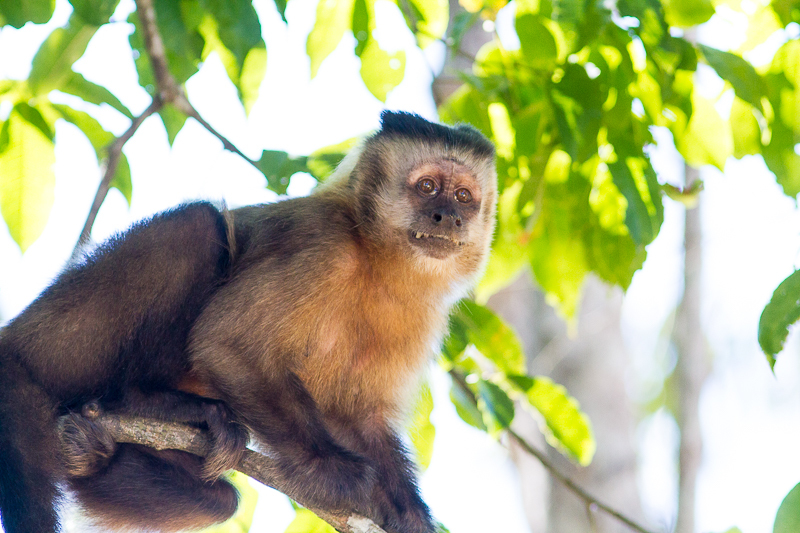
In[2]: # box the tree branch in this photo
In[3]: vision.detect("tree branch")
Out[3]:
[71,98,163,258]
[57,412,386,533]
[448,370,659,533]
[73,0,264,255]
[135,0,262,171]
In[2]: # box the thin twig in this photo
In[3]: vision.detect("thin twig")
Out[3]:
[448,370,658,533]
[72,0,264,254]
[71,97,163,258]
[58,413,385,533]
[134,0,181,103]
[170,96,262,172]
[135,0,262,172]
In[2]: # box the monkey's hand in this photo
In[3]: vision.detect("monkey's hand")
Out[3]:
[199,401,249,480]
[368,485,436,533]
[59,401,117,478]
[276,444,378,514]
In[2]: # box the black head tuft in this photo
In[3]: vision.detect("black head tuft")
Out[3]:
[378,111,494,159]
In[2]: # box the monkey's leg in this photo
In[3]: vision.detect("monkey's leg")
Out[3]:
[209,369,377,514]
[117,389,248,478]
[353,428,435,533]
[69,444,238,532]
[0,358,63,533]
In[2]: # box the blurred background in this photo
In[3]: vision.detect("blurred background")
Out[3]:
[1,0,800,532]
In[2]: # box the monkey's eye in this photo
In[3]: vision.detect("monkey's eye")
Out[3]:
[417,178,439,196]
[455,188,473,204]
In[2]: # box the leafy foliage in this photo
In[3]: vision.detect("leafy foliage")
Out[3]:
[759,270,800,369]
[775,482,800,533]
[408,381,436,471]
[0,104,56,251]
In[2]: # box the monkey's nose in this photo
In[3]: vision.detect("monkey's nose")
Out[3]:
[431,209,461,228]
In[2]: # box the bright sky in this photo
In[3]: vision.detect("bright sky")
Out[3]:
[2,1,800,533]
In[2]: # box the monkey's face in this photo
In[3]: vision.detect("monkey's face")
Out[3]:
[403,159,484,260]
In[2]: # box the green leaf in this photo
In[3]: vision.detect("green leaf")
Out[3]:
[404,0,448,49]
[516,14,558,69]
[60,71,133,118]
[200,0,263,70]
[606,155,661,245]
[0,105,56,251]
[586,225,646,289]
[200,472,258,532]
[700,45,766,110]
[552,63,603,163]
[283,508,337,533]
[772,0,800,27]
[68,0,120,25]
[127,12,156,93]
[450,300,526,375]
[521,375,595,465]
[305,138,356,181]
[239,46,267,115]
[0,0,54,27]
[662,0,714,27]
[273,0,287,22]
[158,104,188,146]
[476,180,528,301]
[256,150,310,195]
[775,482,800,533]
[196,0,266,113]
[439,84,492,139]
[28,17,99,95]
[408,381,435,471]
[449,380,486,430]
[307,0,355,78]
[487,102,515,161]
[13,102,54,140]
[53,104,132,204]
[352,0,369,57]
[113,153,133,204]
[673,89,733,170]
[758,270,800,368]
[763,40,800,198]
[528,179,591,319]
[476,379,515,433]
[154,0,204,85]
[359,39,405,102]
[435,523,451,533]
[730,97,761,158]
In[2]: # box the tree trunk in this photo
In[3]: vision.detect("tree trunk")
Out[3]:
[673,164,709,533]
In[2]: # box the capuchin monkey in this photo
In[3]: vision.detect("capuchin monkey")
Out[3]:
[0,111,496,533]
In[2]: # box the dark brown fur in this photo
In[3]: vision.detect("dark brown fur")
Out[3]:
[0,111,496,533]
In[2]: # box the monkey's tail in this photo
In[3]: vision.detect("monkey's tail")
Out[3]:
[0,353,63,533]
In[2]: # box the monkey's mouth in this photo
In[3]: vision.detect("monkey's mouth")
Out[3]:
[408,229,467,259]
[412,231,466,246]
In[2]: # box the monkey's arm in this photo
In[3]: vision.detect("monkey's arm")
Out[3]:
[347,424,435,533]
[202,364,377,515]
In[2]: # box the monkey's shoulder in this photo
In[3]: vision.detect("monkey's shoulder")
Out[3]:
[230,196,356,263]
